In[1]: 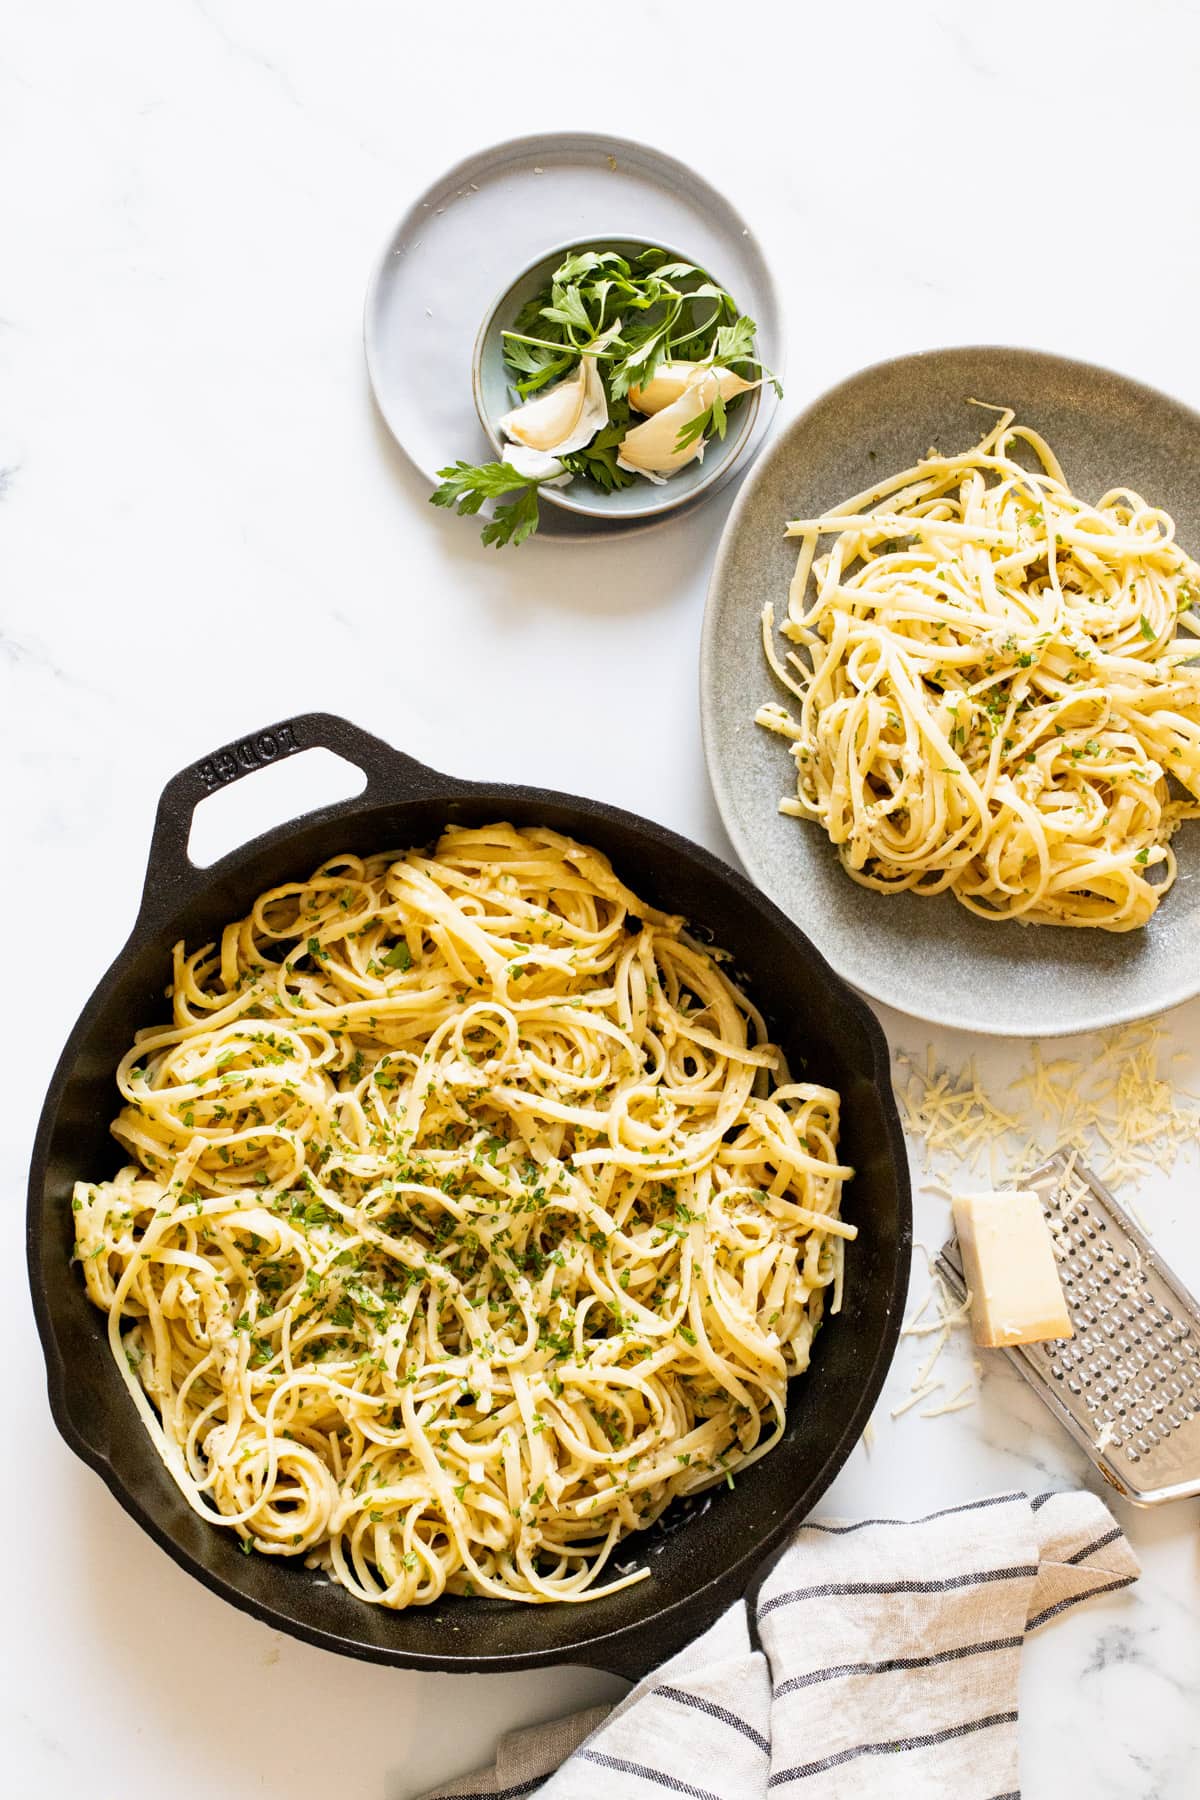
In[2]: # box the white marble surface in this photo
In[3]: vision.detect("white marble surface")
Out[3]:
[4,2,1200,1795]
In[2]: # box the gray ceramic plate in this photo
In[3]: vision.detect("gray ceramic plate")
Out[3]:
[364,131,783,542]
[702,346,1200,1038]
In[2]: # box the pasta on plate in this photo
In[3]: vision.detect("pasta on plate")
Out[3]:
[758,407,1200,929]
[74,825,852,1609]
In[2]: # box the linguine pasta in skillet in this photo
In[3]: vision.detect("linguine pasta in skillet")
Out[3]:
[74,824,852,1608]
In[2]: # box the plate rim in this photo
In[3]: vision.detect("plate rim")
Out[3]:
[701,341,1200,1038]
[362,128,785,542]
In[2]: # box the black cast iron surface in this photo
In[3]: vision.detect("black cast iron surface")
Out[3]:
[27,713,911,1677]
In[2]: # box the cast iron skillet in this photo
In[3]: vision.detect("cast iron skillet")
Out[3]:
[27,712,910,1676]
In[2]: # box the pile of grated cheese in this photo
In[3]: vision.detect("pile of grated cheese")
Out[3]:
[894,1049,1024,1180]
[894,1018,1200,1192]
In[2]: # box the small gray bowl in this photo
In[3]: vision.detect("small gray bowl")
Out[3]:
[472,236,763,522]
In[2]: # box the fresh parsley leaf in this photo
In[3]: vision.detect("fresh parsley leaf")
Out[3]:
[645,258,704,282]
[608,310,679,399]
[432,460,538,506]
[673,389,728,455]
[561,438,637,492]
[1139,614,1156,641]
[673,405,711,454]
[586,277,617,316]
[431,461,550,548]
[383,942,412,971]
[502,335,572,389]
[559,406,637,493]
[540,281,593,335]
[714,314,757,364]
[481,482,542,549]
[555,249,627,284]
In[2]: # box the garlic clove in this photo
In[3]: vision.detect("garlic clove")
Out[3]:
[498,363,589,453]
[616,371,725,481]
[629,361,706,414]
[630,361,758,415]
[497,321,619,459]
[619,366,762,481]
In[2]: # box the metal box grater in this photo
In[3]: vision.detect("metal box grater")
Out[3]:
[935,1147,1200,1505]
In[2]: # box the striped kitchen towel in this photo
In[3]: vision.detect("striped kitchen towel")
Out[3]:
[419,1488,1138,1799]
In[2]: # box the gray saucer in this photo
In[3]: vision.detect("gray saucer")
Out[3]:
[701,346,1200,1037]
[364,132,783,542]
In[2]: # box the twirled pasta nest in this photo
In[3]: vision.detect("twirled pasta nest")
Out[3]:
[758,408,1200,929]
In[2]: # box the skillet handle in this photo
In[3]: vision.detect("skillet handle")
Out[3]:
[140,712,451,914]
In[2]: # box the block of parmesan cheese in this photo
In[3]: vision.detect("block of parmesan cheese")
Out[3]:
[951,1189,1074,1349]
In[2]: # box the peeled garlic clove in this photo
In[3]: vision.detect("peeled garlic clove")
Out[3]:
[502,445,572,487]
[619,367,762,480]
[497,328,615,458]
[616,371,729,481]
[629,361,707,414]
[498,363,588,453]
[630,362,758,415]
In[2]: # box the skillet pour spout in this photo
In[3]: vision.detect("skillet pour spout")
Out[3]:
[27,711,910,1677]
